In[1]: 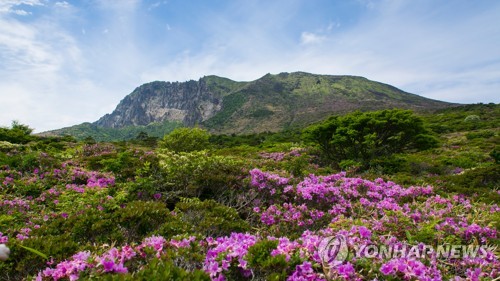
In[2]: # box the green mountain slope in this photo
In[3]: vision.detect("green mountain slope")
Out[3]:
[41,72,453,140]
[203,72,450,134]
[41,120,182,142]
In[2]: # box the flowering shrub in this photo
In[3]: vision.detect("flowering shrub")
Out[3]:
[0,131,498,280]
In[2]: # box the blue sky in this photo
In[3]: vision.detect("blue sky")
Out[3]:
[1,0,499,132]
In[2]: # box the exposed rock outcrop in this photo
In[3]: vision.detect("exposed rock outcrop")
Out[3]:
[95,78,225,128]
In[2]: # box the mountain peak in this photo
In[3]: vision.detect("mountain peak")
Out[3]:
[50,72,452,139]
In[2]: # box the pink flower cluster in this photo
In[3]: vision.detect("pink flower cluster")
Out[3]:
[249,168,289,190]
[258,203,324,226]
[259,152,286,161]
[288,261,326,281]
[203,233,257,280]
[249,169,437,230]
[69,168,115,190]
[0,164,117,249]
[36,235,196,280]
[37,251,92,281]
[0,198,31,214]
[246,169,499,280]
[380,257,442,280]
[0,232,8,243]
[80,143,115,157]
[259,148,303,162]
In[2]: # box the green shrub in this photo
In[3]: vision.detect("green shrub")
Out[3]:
[175,198,249,237]
[87,259,210,281]
[412,220,442,245]
[440,165,500,202]
[304,109,438,169]
[116,201,172,241]
[246,239,290,280]
[156,149,245,200]
[37,201,173,245]
[2,235,80,280]
[464,114,480,122]
[99,151,150,182]
[491,147,500,164]
[339,159,363,172]
[466,130,495,140]
[0,141,21,152]
[159,128,210,153]
[0,121,34,144]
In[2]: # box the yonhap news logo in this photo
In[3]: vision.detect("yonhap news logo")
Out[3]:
[318,235,349,265]
[318,235,497,266]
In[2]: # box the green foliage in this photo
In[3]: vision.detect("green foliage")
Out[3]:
[0,140,22,152]
[283,154,309,177]
[2,235,80,280]
[157,149,244,200]
[98,152,137,180]
[491,147,500,164]
[159,127,211,153]
[412,220,441,245]
[424,103,499,134]
[304,109,438,168]
[466,130,495,140]
[203,92,248,128]
[464,114,480,122]
[0,150,61,174]
[45,120,182,142]
[250,108,275,118]
[92,259,210,281]
[246,239,290,280]
[133,131,158,146]
[440,165,500,202]
[209,130,303,149]
[116,201,173,241]
[38,201,173,245]
[175,198,249,237]
[0,121,34,144]
[29,135,77,152]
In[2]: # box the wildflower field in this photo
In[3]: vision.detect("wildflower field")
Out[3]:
[0,106,498,280]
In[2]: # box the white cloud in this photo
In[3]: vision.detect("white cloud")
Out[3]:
[300,32,326,45]
[0,0,44,14]
[148,1,167,10]
[10,9,30,15]
[142,0,500,105]
[54,1,70,8]
[0,1,128,132]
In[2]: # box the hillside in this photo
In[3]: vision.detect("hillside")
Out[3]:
[1,105,498,280]
[43,72,452,140]
[203,72,450,134]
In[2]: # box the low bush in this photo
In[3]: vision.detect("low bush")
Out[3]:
[175,198,249,237]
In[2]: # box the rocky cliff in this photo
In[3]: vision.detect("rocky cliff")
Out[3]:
[44,72,453,139]
[95,77,234,128]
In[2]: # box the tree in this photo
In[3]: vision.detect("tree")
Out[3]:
[304,109,438,168]
[159,127,210,152]
[135,131,150,141]
[0,121,34,144]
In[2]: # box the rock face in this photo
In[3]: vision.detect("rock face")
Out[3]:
[95,78,224,128]
[90,72,452,134]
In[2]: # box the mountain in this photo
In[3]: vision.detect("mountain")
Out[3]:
[94,76,246,128]
[202,72,450,134]
[43,72,452,140]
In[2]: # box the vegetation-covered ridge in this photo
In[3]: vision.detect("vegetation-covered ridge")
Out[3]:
[41,120,182,142]
[41,72,453,140]
[0,105,498,280]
